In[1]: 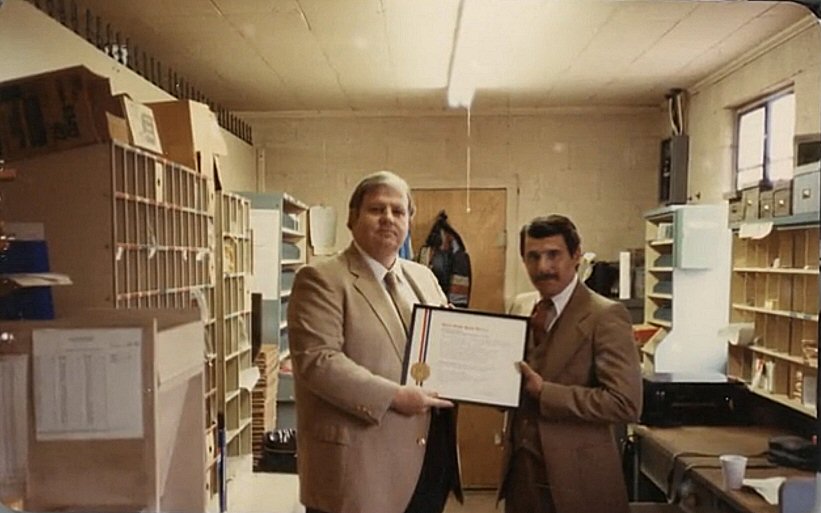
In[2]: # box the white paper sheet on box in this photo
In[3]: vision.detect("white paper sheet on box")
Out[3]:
[32,328,143,440]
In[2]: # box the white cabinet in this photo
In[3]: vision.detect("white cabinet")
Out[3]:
[675,205,727,269]
[641,204,732,375]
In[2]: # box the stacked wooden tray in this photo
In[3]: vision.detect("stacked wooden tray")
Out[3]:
[252,345,280,467]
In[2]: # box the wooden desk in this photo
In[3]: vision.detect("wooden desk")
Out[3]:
[634,425,813,513]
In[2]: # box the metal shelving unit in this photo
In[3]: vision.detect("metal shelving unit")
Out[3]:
[238,191,308,433]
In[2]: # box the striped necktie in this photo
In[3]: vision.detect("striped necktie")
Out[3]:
[530,298,556,346]
[384,270,413,333]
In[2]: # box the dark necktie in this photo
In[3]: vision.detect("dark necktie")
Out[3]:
[385,270,413,333]
[530,298,556,347]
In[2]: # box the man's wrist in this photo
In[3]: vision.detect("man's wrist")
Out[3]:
[529,379,544,398]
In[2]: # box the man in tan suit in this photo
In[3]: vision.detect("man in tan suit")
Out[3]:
[288,171,462,513]
[499,214,642,513]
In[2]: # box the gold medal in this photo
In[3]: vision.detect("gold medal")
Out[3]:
[410,362,431,383]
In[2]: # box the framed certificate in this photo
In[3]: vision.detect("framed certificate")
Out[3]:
[401,305,529,408]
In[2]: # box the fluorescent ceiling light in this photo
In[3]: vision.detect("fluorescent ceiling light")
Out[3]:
[447,0,478,108]
[446,0,561,108]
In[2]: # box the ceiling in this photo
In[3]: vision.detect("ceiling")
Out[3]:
[71,0,814,114]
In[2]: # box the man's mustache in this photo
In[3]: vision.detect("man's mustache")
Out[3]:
[534,273,558,282]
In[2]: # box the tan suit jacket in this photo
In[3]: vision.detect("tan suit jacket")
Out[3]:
[288,244,458,513]
[499,283,642,513]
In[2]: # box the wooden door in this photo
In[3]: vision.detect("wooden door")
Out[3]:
[411,188,507,490]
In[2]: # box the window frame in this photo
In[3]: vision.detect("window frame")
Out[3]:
[733,88,795,192]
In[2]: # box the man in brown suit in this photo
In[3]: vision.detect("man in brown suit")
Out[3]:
[288,171,462,513]
[499,214,642,513]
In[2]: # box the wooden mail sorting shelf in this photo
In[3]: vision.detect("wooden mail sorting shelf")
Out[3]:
[0,310,206,512]
[0,140,221,499]
[215,192,254,461]
[0,141,216,313]
[727,216,819,417]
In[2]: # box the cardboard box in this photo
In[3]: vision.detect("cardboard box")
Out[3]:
[773,180,792,217]
[147,100,226,178]
[741,186,760,221]
[0,66,127,161]
[122,95,163,154]
[102,94,163,154]
[792,169,819,215]
[759,189,774,218]
[728,196,744,223]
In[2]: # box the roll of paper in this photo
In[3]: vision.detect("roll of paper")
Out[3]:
[619,251,631,300]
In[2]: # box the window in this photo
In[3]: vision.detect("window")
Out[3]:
[735,90,795,191]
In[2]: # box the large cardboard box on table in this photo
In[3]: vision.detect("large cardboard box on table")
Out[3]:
[0,66,128,160]
[0,309,207,512]
[148,100,227,179]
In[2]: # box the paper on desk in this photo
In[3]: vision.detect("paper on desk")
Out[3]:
[720,322,755,346]
[738,222,773,240]
[744,477,786,505]
[3,273,72,287]
[240,367,261,391]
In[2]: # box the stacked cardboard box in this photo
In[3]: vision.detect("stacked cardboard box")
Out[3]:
[0,66,163,161]
[148,100,227,182]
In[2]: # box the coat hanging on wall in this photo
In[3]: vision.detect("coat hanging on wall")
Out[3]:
[416,210,472,307]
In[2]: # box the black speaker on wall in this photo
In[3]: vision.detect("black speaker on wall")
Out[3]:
[659,135,689,205]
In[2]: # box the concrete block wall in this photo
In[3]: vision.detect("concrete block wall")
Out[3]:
[250,109,664,299]
[687,20,821,203]
[251,10,821,300]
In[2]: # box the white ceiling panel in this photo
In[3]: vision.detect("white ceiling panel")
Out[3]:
[385,0,459,89]
[224,10,348,110]
[63,0,817,113]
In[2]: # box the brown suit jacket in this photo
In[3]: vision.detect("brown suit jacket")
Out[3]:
[499,283,642,513]
[288,244,460,513]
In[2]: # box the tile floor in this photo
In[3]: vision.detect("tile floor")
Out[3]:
[225,468,675,513]
[226,470,500,513]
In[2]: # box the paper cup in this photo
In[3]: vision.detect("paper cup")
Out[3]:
[719,454,748,490]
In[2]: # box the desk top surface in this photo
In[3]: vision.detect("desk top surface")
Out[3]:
[635,425,813,513]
